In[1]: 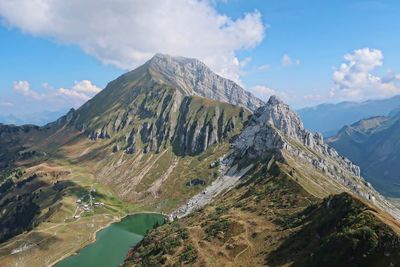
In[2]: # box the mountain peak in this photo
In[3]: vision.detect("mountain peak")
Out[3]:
[267,95,284,106]
[144,53,264,111]
[149,53,198,66]
[232,96,400,220]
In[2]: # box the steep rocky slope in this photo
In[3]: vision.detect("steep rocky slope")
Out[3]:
[328,114,400,197]
[125,162,400,267]
[170,96,399,220]
[148,54,264,111]
[56,54,256,157]
[125,96,400,267]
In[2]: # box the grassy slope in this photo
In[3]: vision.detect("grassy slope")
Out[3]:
[0,83,249,266]
[124,161,400,267]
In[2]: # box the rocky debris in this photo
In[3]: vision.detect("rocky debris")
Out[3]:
[185,178,206,187]
[170,159,254,220]
[148,53,264,112]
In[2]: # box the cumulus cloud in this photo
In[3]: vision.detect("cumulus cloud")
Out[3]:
[0,0,265,82]
[332,48,400,100]
[252,85,276,97]
[13,80,101,107]
[13,80,44,100]
[251,85,288,101]
[56,80,101,101]
[257,64,270,71]
[281,54,300,66]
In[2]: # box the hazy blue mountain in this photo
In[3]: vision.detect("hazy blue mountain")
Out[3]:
[0,109,68,126]
[298,95,400,136]
[328,114,400,197]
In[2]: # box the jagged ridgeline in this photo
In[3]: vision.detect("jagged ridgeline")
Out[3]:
[124,97,400,267]
[60,54,257,156]
[4,54,263,210]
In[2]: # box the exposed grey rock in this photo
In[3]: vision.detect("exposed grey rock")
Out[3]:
[148,53,264,112]
[231,95,400,219]
[233,95,360,177]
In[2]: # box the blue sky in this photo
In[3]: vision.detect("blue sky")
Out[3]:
[1,0,400,120]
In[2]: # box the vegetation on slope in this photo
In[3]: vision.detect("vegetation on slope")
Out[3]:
[124,162,400,267]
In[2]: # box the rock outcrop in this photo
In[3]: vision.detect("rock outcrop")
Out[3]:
[231,96,400,219]
[58,54,256,156]
[148,53,264,111]
[233,96,361,177]
[171,96,400,221]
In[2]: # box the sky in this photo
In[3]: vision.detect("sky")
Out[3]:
[1,0,400,120]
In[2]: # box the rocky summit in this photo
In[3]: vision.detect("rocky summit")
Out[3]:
[148,54,264,111]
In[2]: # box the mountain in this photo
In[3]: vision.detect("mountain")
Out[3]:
[124,96,400,267]
[0,110,68,126]
[298,95,400,136]
[1,54,400,266]
[0,54,259,266]
[328,114,400,198]
[147,54,264,111]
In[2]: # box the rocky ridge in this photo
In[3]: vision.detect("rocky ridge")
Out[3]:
[56,54,258,156]
[232,96,361,177]
[232,96,400,219]
[148,53,264,111]
[171,96,400,220]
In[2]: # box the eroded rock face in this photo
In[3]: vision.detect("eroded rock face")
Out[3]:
[233,96,360,177]
[231,96,400,219]
[57,54,256,156]
[148,53,264,112]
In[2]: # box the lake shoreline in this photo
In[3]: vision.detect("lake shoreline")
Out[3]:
[50,212,166,267]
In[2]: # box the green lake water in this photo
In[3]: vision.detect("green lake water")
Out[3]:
[55,213,165,267]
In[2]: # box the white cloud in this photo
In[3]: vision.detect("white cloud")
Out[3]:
[252,85,276,96]
[56,80,101,101]
[332,48,400,100]
[251,85,289,102]
[13,80,44,100]
[257,64,270,71]
[0,0,266,83]
[239,57,252,68]
[0,101,14,107]
[13,80,101,107]
[281,54,300,66]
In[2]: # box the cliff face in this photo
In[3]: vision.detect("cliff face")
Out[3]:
[55,54,255,157]
[169,95,400,221]
[148,54,264,111]
[232,96,361,177]
[230,96,399,219]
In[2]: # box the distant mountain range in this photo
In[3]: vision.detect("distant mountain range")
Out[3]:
[328,113,400,198]
[0,110,68,126]
[298,95,400,136]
